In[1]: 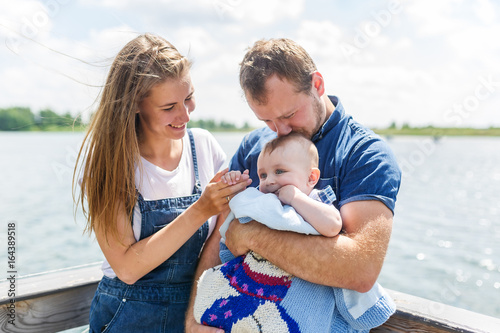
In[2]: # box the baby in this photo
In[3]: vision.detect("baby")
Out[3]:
[221,131,341,238]
[194,133,395,332]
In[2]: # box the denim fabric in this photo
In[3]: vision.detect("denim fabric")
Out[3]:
[89,129,209,333]
[229,96,401,213]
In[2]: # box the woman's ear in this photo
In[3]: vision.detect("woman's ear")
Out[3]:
[309,168,321,186]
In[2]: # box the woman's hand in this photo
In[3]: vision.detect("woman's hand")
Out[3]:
[193,168,252,217]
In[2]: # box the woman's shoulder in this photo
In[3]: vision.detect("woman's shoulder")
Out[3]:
[188,128,218,147]
[188,127,213,138]
[187,128,226,172]
[187,128,225,156]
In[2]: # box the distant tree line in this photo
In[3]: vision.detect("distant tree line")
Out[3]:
[373,122,500,136]
[2,107,499,136]
[0,106,254,132]
[187,119,253,132]
[0,107,83,131]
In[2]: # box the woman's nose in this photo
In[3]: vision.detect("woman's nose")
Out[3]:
[180,104,191,122]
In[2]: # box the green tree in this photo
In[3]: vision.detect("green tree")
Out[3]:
[0,107,35,131]
[37,109,83,130]
[220,120,236,130]
[38,109,60,129]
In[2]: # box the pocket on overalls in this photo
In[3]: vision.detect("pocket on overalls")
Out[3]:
[89,291,126,333]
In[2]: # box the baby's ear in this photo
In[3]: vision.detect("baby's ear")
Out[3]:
[309,168,320,186]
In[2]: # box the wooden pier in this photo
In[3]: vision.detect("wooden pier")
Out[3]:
[1,263,499,332]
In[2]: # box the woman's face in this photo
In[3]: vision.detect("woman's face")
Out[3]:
[137,73,195,141]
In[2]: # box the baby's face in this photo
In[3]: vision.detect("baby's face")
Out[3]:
[257,144,312,195]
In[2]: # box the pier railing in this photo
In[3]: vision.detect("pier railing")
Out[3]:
[1,263,499,332]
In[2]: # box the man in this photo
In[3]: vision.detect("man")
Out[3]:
[186,38,401,332]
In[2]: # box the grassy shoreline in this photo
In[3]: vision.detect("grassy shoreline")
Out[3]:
[2,126,500,136]
[372,127,500,137]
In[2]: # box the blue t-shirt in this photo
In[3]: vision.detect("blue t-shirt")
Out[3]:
[229,96,402,214]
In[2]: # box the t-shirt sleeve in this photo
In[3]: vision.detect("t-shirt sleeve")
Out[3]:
[210,135,227,173]
[193,128,227,174]
[338,137,401,214]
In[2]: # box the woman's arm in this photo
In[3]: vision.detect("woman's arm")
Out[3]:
[277,185,342,237]
[96,169,250,285]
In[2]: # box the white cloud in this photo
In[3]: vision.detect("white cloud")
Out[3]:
[0,0,58,52]
[405,0,465,36]
[174,26,220,59]
[296,20,344,63]
[80,0,178,10]
[223,0,305,25]
[1,0,499,128]
[474,0,497,24]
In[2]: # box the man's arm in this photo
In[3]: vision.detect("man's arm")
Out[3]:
[224,200,393,292]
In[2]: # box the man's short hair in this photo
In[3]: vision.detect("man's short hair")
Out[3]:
[239,38,317,104]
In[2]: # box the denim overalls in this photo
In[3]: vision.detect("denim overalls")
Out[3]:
[89,130,209,333]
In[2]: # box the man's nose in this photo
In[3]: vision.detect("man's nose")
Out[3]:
[273,121,292,137]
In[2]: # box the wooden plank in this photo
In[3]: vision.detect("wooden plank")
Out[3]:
[0,263,103,304]
[0,284,97,333]
[374,289,500,333]
[0,263,102,333]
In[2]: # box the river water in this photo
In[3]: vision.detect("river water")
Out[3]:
[0,131,499,320]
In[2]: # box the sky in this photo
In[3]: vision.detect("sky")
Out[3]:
[1,0,499,129]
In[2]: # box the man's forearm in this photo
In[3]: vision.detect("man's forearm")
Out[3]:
[225,200,393,292]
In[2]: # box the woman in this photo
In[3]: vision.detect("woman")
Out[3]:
[74,33,249,332]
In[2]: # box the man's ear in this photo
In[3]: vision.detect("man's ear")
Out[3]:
[309,167,321,186]
[311,71,325,97]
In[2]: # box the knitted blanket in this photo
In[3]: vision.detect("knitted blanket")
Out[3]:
[194,187,395,332]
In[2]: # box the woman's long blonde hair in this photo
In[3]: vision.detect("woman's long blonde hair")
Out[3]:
[73,33,191,242]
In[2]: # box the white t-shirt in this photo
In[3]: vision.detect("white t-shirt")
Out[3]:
[102,128,226,278]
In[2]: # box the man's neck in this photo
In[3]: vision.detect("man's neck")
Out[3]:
[323,94,335,119]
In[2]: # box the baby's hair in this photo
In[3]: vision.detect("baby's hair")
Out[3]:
[261,132,319,167]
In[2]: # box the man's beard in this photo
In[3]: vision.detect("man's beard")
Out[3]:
[298,96,324,139]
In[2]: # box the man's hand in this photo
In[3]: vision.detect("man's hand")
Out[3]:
[224,218,263,257]
[224,200,393,292]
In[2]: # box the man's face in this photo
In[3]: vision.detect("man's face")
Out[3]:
[246,75,325,139]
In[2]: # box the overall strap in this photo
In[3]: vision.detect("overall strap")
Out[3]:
[187,129,202,194]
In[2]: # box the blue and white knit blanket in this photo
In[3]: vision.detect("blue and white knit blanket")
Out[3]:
[194,187,395,332]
